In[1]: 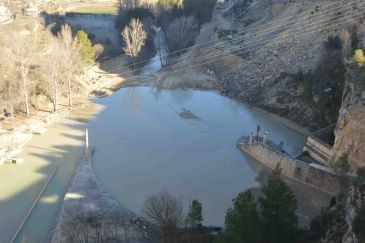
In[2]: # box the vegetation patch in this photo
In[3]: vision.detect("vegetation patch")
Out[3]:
[69,6,118,15]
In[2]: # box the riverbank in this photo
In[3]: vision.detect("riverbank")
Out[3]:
[0,54,147,166]
[51,147,145,242]
[0,102,98,243]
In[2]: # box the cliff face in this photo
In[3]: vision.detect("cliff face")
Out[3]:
[332,69,365,172]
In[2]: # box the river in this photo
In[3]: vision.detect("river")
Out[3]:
[0,88,332,242]
[0,20,331,243]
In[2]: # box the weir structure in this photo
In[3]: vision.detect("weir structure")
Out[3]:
[237,128,342,195]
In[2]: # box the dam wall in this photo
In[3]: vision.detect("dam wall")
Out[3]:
[237,140,342,195]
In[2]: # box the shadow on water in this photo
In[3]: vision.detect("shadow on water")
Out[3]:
[0,105,100,243]
[242,152,332,227]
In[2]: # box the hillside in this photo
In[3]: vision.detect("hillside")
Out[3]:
[160,0,365,172]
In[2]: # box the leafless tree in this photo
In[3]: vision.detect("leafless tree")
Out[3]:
[166,16,198,54]
[93,43,105,60]
[6,29,38,116]
[122,18,147,70]
[44,35,63,113]
[58,24,81,107]
[143,190,184,240]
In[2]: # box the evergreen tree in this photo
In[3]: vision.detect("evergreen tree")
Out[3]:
[187,199,203,227]
[224,190,261,243]
[259,164,298,243]
[76,30,95,64]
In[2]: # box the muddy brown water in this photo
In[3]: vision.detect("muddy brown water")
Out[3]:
[89,87,331,227]
[0,87,332,242]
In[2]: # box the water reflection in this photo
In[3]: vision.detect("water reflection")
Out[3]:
[89,87,330,227]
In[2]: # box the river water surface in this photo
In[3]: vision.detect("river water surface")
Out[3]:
[0,15,332,242]
[0,87,332,243]
[88,87,330,227]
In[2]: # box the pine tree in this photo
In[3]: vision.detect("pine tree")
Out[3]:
[224,190,261,243]
[187,199,203,227]
[259,164,298,243]
[76,30,95,64]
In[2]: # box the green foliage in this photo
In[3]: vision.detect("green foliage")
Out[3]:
[76,30,95,64]
[259,164,298,243]
[224,191,262,243]
[353,202,365,236]
[335,153,350,175]
[125,7,153,22]
[187,200,203,227]
[183,0,217,24]
[221,164,297,243]
[354,49,365,66]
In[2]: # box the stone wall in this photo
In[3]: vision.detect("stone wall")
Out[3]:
[238,142,342,195]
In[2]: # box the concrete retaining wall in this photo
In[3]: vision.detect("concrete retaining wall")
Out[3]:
[303,136,334,166]
[238,142,342,195]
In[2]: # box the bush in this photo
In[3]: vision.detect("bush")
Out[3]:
[335,153,350,175]
[76,30,95,64]
[354,49,365,66]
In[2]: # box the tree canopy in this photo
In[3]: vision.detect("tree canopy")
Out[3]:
[225,191,261,243]
[76,30,95,64]
[187,199,203,227]
[259,164,298,243]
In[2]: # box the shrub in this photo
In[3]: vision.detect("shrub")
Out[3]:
[335,153,350,175]
[354,49,365,66]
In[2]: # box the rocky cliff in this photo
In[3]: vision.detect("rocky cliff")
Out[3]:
[332,68,365,173]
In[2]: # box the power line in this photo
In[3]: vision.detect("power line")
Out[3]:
[104,6,364,86]
[118,12,364,86]
[113,0,360,73]
[146,6,364,76]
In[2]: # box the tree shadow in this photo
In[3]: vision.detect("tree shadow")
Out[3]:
[241,151,332,228]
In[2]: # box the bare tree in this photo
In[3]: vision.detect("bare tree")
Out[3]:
[44,35,63,113]
[166,16,198,54]
[143,190,184,240]
[6,30,38,116]
[122,18,147,70]
[58,24,81,107]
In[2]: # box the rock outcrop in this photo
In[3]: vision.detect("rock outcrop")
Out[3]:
[332,68,365,172]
